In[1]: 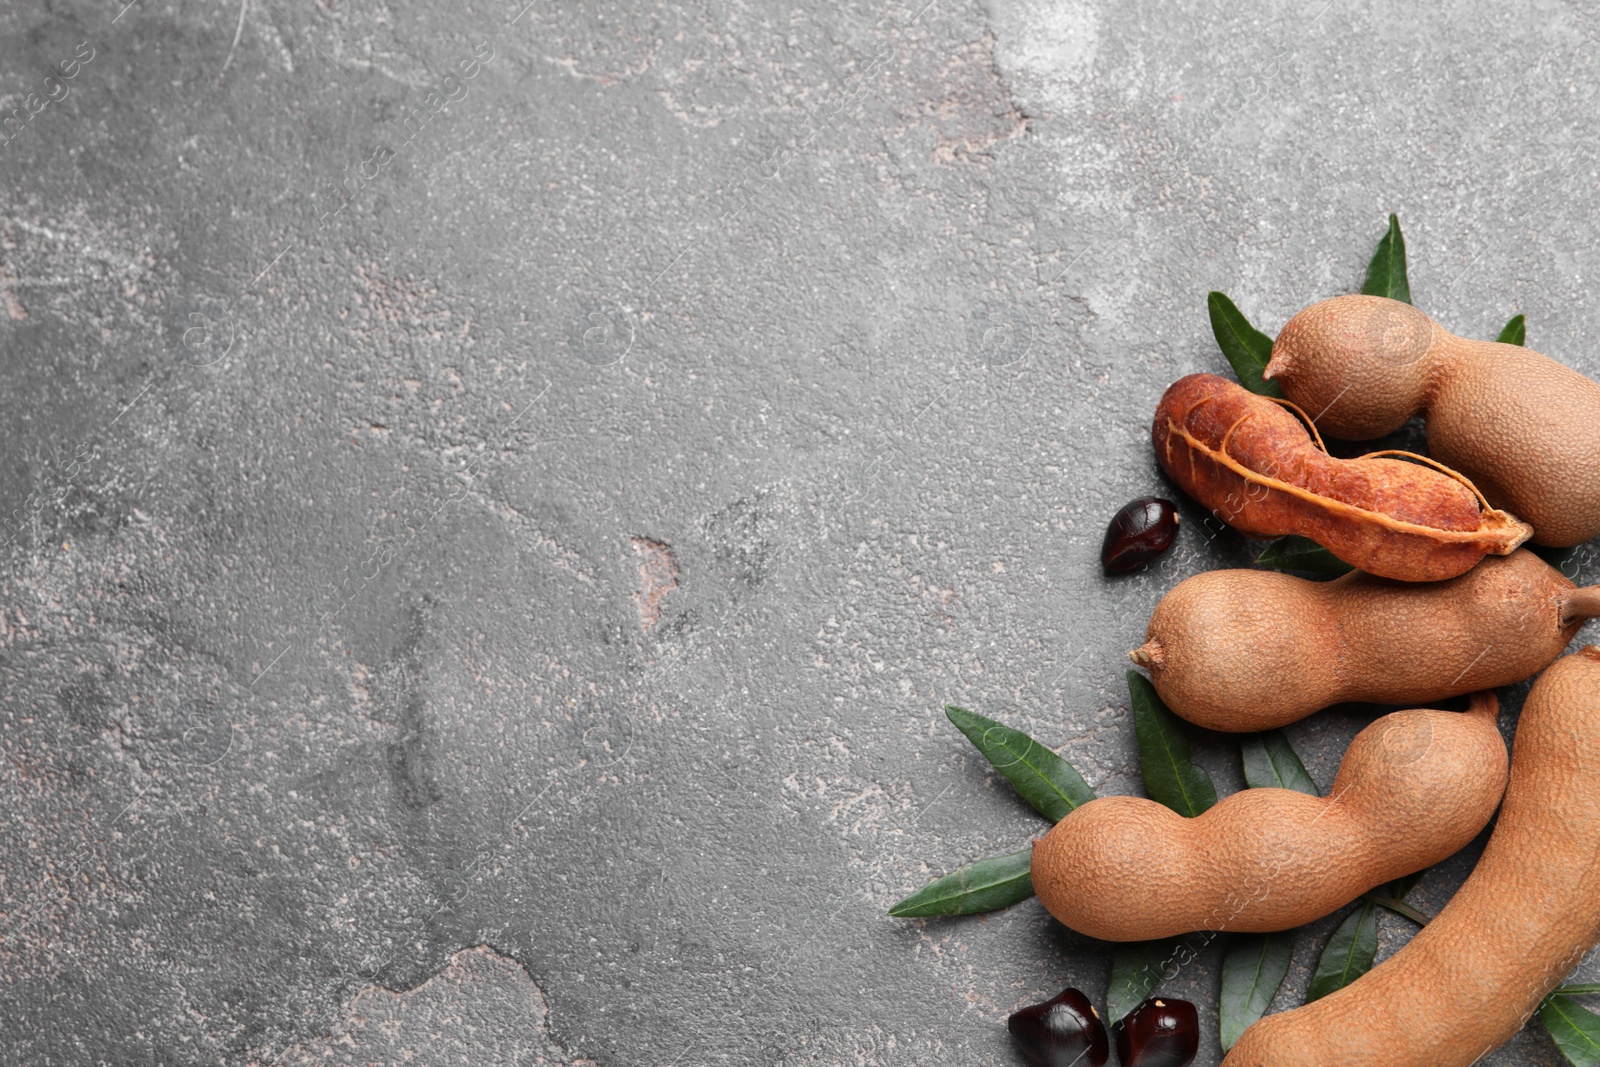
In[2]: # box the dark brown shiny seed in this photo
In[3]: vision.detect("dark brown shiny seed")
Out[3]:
[1007,986,1109,1067]
[1115,997,1199,1067]
[1102,497,1180,572]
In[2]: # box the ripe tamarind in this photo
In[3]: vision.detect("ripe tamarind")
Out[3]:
[1267,294,1600,546]
[1030,694,1505,942]
[1223,648,1600,1066]
[1130,548,1599,732]
[1153,373,1530,582]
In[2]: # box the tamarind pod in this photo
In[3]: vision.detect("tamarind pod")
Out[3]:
[1153,373,1531,582]
[1030,694,1505,942]
[1267,295,1600,546]
[1130,548,1596,732]
[1223,648,1600,1067]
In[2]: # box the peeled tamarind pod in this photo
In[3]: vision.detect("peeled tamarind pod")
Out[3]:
[1267,295,1600,546]
[1031,693,1505,942]
[1153,374,1530,582]
[1131,548,1599,732]
[1223,648,1600,1067]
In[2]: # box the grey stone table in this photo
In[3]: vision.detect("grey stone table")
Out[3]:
[1,0,1597,1064]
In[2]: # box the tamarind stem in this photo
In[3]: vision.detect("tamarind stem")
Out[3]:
[1560,586,1600,626]
[1464,691,1499,720]
[1128,640,1164,670]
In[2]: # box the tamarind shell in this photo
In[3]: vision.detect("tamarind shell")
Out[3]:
[1268,295,1600,546]
[1031,695,1506,941]
[1132,548,1587,732]
[1222,648,1600,1067]
[1152,374,1531,581]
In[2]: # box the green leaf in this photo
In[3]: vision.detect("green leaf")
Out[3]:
[1372,867,1431,923]
[1108,938,1179,1024]
[888,847,1034,918]
[1208,291,1282,397]
[1240,731,1320,796]
[1305,902,1378,1003]
[1387,870,1425,901]
[1496,314,1526,346]
[1558,985,1600,996]
[1219,931,1295,1051]
[1541,994,1600,1066]
[1128,671,1218,818]
[1363,893,1431,926]
[1360,214,1411,304]
[945,706,1095,823]
[1255,536,1355,578]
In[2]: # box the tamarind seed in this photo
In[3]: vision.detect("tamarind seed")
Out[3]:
[1116,998,1199,1067]
[1102,497,1180,572]
[1007,987,1110,1067]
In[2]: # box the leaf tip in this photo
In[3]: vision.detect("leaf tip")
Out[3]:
[943,704,981,735]
[1496,313,1526,346]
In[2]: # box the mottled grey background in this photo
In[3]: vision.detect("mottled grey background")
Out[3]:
[1,0,1597,1064]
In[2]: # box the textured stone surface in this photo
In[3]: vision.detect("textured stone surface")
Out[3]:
[1,0,1597,1064]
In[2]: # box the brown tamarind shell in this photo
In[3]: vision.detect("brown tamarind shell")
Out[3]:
[1222,648,1600,1067]
[1032,695,1506,941]
[1152,374,1531,581]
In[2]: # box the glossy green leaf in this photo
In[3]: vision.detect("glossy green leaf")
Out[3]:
[1219,931,1295,1051]
[1108,938,1179,1024]
[1255,536,1355,578]
[945,706,1095,823]
[1541,994,1600,1066]
[1208,291,1282,397]
[1241,731,1319,796]
[1128,671,1217,818]
[1305,901,1378,1003]
[1360,214,1411,304]
[1497,314,1526,346]
[888,847,1034,917]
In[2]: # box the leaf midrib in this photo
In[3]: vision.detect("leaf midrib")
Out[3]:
[893,856,1031,914]
[1333,905,1374,988]
[1152,708,1200,816]
[1547,997,1600,1057]
[991,733,1078,814]
[1216,310,1269,373]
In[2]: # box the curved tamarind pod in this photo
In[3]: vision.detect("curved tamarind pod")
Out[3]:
[1153,373,1531,581]
[1223,648,1600,1067]
[1130,548,1598,732]
[1267,295,1600,546]
[1030,694,1505,942]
